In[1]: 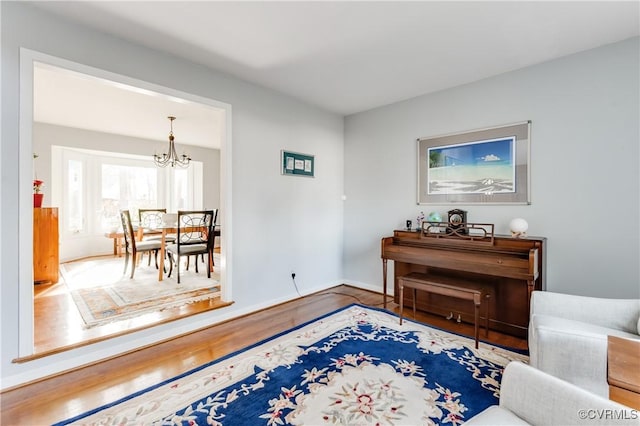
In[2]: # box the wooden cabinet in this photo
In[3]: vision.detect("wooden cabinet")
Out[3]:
[33,207,59,283]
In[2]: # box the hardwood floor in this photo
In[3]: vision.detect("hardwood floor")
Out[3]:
[2,285,527,425]
[32,255,229,357]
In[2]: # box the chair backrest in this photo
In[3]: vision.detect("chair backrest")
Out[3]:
[176,210,215,248]
[210,208,220,242]
[139,208,167,229]
[212,208,219,226]
[119,210,137,253]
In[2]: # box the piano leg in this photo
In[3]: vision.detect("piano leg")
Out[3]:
[382,258,388,309]
[527,279,534,306]
[399,277,404,325]
[412,288,417,319]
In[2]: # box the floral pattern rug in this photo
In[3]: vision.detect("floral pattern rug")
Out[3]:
[61,256,220,328]
[55,304,528,425]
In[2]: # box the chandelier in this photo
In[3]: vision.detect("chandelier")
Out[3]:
[153,116,191,168]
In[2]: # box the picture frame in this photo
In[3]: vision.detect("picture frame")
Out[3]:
[417,121,531,205]
[281,150,314,178]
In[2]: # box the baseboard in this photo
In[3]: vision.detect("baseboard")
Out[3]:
[342,279,394,297]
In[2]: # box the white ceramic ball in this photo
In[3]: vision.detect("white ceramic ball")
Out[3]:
[509,218,529,234]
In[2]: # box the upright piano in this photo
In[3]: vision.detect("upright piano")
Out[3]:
[381,224,546,337]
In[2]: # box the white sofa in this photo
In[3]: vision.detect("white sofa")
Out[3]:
[528,291,640,397]
[466,362,637,425]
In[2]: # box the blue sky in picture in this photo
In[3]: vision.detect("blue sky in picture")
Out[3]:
[429,137,514,167]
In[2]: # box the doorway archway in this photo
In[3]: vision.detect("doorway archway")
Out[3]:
[19,48,233,358]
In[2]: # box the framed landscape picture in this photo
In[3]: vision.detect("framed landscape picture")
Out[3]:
[417,121,531,205]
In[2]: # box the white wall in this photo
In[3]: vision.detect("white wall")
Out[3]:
[1,3,344,388]
[343,37,640,299]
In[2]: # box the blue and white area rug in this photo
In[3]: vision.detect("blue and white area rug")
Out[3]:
[56,304,528,425]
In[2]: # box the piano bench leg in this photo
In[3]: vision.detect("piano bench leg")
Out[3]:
[474,300,480,349]
[485,294,490,337]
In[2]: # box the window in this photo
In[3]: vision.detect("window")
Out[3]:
[66,158,84,233]
[100,163,159,232]
[53,146,203,237]
[172,168,189,211]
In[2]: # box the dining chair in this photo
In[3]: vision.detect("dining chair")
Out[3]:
[166,210,215,284]
[120,210,162,279]
[179,209,220,272]
[139,208,176,265]
[209,208,220,268]
[187,208,219,271]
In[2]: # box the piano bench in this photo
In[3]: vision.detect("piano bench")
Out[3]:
[398,272,490,349]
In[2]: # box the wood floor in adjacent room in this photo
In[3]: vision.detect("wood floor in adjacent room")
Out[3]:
[33,254,229,357]
[1,285,527,425]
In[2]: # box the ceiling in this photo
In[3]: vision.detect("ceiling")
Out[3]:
[31,1,639,144]
[34,63,225,149]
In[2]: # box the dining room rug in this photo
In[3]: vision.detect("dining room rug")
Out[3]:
[60,255,221,328]
[55,304,528,425]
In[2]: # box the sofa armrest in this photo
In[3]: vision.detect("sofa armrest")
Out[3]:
[499,362,637,425]
[531,291,640,333]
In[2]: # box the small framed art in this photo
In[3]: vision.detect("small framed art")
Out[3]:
[281,150,314,178]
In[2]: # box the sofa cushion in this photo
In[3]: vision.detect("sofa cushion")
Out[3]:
[529,314,640,397]
[464,406,529,425]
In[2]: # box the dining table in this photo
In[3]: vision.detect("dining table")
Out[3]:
[137,222,220,281]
